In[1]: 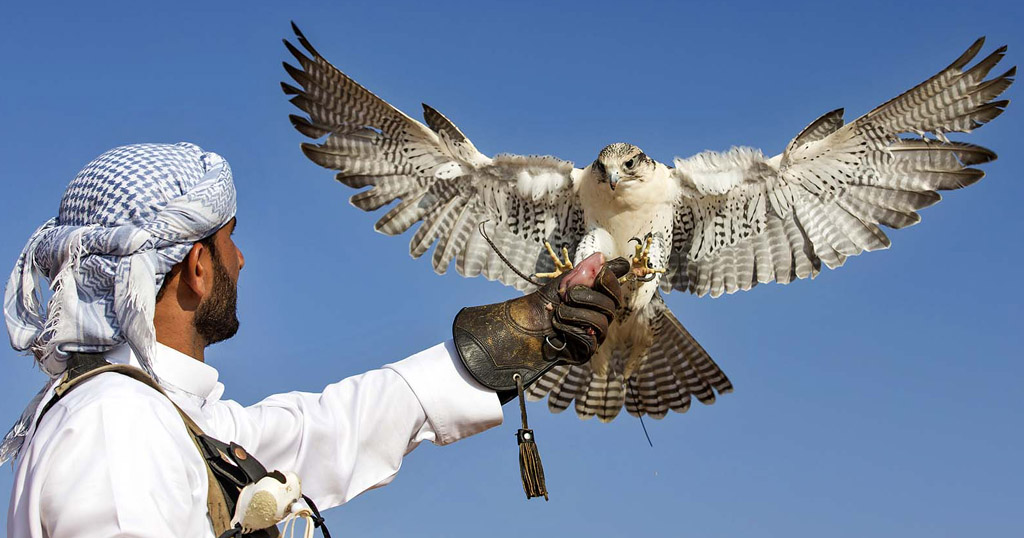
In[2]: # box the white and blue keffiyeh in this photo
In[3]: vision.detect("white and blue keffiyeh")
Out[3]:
[1,142,237,464]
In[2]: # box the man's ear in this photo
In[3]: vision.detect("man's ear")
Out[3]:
[181,241,210,299]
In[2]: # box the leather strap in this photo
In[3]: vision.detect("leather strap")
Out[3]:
[176,404,235,535]
[35,358,237,536]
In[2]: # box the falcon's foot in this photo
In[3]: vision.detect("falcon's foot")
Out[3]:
[625,236,665,283]
[534,242,573,280]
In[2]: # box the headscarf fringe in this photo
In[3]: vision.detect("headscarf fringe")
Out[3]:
[0,379,57,465]
[31,230,88,374]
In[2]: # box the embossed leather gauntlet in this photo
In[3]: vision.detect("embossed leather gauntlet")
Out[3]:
[452,256,628,401]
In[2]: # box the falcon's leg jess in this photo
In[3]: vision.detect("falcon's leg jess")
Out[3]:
[627,235,666,283]
[534,242,574,280]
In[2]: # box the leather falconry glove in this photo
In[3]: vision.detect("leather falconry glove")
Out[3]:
[452,253,629,402]
[452,254,628,500]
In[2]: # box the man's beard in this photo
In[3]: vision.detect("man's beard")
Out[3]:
[193,252,239,346]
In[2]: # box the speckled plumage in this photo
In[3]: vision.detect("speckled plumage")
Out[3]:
[283,25,1013,421]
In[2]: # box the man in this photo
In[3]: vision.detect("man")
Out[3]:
[3,143,624,537]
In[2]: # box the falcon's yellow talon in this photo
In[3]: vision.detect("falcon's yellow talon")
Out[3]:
[545,242,558,259]
[533,241,574,281]
[629,236,664,280]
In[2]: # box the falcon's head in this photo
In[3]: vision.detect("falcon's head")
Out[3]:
[593,143,655,191]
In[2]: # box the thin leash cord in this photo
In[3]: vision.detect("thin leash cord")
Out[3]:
[477,221,544,287]
[627,378,654,448]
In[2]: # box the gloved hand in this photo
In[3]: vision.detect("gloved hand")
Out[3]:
[452,254,629,402]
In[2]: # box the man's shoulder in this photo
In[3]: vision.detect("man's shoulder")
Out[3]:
[20,369,203,484]
[13,371,212,538]
[40,370,180,428]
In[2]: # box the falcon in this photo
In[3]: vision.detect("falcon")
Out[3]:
[281,24,1013,422]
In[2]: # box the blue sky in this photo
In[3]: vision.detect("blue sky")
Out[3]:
[1,1,1022,536]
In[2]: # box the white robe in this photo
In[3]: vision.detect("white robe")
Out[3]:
[6,341,503,537]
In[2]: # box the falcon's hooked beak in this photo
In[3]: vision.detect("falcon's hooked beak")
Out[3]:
[608,170,620,191]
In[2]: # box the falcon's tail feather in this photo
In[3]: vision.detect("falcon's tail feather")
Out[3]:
[526,294,733,420]
[627,295,733,418]
[575,372,626,423]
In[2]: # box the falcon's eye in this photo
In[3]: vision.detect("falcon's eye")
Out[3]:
[624,158,635,169]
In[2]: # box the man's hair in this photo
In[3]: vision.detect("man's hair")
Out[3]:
[154,234,218,302]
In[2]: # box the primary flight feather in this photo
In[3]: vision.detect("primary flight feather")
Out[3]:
[282,23,1013,422]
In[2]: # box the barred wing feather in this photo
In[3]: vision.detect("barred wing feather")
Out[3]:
[665,38,1014,298]
[283,24,585,291]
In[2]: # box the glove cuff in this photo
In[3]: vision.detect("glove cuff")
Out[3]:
[452,303,562,401]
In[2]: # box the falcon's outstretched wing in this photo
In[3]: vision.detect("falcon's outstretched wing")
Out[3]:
[664,38,1014,298]
[282,24,585,290]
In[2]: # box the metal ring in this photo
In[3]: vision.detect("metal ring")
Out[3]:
[545,335,567,351]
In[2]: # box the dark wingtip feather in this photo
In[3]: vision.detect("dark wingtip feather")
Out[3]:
[299,142,325,165]
[283,39,312,66]
[791,107,846,148]
[288,94,314,114]
[919,191,942,209]
[290,21,316,56]
[373,218,403,236]
[336,173,379,191]
[951,37,986,70]
[975,99,1011,127]
[290,22,320,58]
[957,143,998,165]
[282,61,309,86]
[289,115,330,139]
[421,103,469,142]
[421,103,437,126]
[967,45,1009,80]
[969,65,1017,103]
[1001,66,1017,93]
[956,169,986,189]
[280,81,302,95]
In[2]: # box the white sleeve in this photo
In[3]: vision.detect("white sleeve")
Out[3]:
[203,341,503,510]
[29,392,209,538]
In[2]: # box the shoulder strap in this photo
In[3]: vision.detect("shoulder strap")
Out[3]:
[35,355,236,536]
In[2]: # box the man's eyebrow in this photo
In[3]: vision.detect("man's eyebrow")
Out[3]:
[230,218,238,233]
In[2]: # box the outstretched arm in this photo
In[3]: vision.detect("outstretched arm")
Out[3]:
[203,341,502,511]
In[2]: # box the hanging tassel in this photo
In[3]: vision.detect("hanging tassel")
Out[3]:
[513,373,548,500]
